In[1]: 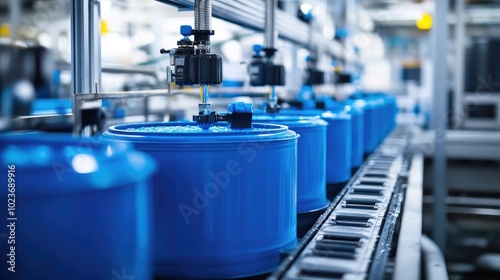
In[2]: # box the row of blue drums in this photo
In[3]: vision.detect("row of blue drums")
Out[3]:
[0,93,397,279]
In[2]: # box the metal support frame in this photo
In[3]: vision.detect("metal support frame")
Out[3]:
[344,0,357,72]
[9,0,21,39]
[462,93,500,129]
[194,0,212,31]
[421,235,449,280]
[454,0,466,129]
[308,13,318,62]
[284,1,300,91]
[393,153,423,280]
[71,0,102,136]
[345,0,358,36]
[412,129,500,160]
[74,89,175,101]
[431,0,449,253]
[156,0,344,59]
[58,62,160,83]
[264,0,277,51]
[262,0,280,110]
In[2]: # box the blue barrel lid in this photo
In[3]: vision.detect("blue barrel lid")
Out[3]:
[348,99,367,108]
[278,109,351,121]
[327,101,363,115]
[252,115,328,128]
[360,93,385,102]
[322,111,351,120]
[372,95,387,104]
[105,121,298,144]
[0,133,156,196]
[350,97,381,109]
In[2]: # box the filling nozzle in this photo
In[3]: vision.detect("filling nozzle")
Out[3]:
[161,0,233,127]
[199,84,211,116]
[198,103,211,117]
[269,86,277,105]
[200,84,209,105]
[267,85,279,113]
[249,0,283,114]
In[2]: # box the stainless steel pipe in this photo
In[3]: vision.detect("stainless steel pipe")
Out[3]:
[195,0,212,30]
[264,0,277,50]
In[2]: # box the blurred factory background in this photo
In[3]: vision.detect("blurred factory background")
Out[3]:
[1,0,500,279]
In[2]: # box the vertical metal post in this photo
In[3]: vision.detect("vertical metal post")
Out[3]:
[308,13,317,60]
[431,0,449,253]
[71,0,102,136]
[454,0,466,129]
[345,0,357,34]
[264,0,277,51]
[284,1,299,92]
[194,0,212,31]
[344,0,358,72]
[264,0,278,108]
[290,45,299,90]
[9,0,21,40]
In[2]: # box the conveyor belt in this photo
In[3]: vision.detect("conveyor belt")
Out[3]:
[269,126,414,280]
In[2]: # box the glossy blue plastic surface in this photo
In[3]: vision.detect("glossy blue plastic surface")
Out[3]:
[326,101,365,168]
[0,133,155,280]
[350,98,381,154]
[386,95,398,132]
[32,98,72,115]
[351,93,399,151]
[373,96,388,142]
[180,25,192,36]
[252,115,328,213]
[377,94,398,137]
[277,110,352,184]
[369,99,382,151]
[102,122,298,279]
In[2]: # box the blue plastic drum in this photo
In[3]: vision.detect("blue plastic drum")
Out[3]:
[0,133,155,280]
[387,95,398,132]
[355,93,396,146]
[352,98,380,154]
[322,111,352,184]
[373,95,390,140]
[380,94,398,135]
[102,122,298,279]
[252,115,328,213]
[278,110,352,184]
[326,101,365,169]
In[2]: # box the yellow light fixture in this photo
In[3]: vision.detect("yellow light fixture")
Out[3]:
[0,23,10,37]
[416,13,433,31]
[101,20,110,35]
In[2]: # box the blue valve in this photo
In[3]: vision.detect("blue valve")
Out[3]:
[252,44,264,55]
[304,12,313,21]
[180,25,192,42]
[228,102,253,113]
[180,25,192,36]
[114,108,126,119]
[335,28,348,39]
